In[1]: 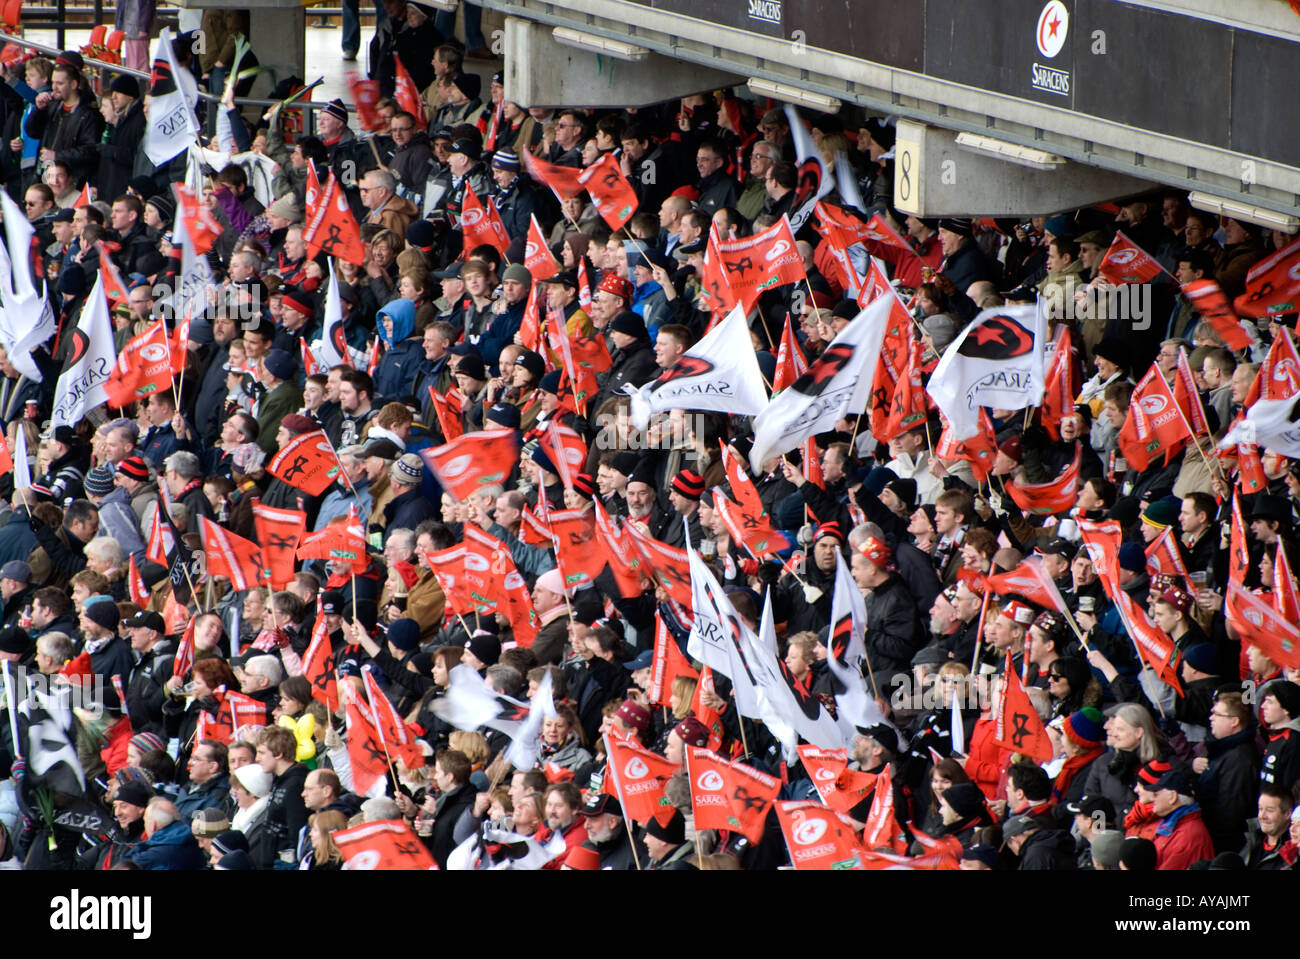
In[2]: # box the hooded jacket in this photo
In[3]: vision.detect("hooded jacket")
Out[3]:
[373,298,424,400]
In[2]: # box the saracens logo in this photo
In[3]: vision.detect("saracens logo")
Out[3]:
[66,329,91,366]
[140,343,170,363]
[696,770,725,792]
[765,239,792,261]
[331,323,348,357]
[1108,249,1138,265]
[1036,0,1069,58]
[789,343,855,397]
[345,850,381,870]
[440,453,473,477]
[624,758,650,780]
[1137,394,1168,416]
[461,207,483,226]
[792,817,828,846]
[813,767,837,782]
[957,314,1036,360]
[655,356,714,385]
[464,551,491,572]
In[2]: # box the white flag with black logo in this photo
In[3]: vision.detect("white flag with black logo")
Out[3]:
[749,293,892,471]
[926,303,1048,441]
[50,272,115,428]
[0,190,55,382]
[626,303,768,429]
[144,28,200,166]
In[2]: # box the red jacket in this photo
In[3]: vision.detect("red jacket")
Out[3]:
[1153,806,1215,870]
[964,715,1008,801]
[538,816,589,870]
[861,234,944,291]
[100,715,135,778]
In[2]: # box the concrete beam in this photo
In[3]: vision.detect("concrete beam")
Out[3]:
[172,0,305,98]
[892,120,1160,217]
[503,16,745,109]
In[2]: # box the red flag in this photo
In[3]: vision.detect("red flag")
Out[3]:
[421,428,518,500]
[795,745,878,816]
[935,410,997,484]
[577,153,639,230]
[1077,517,1124,587]
[868,292,915,439]
[1144,526,1189,582]
[1119,366,1190,472]
[145,506,175,567]
[172,615,195,680]
[127,554,150,607]
[691,666,725,751]
[391,54,426,128]
[625,521,693,610]
[523,214,559,281]
[362,665,425,768]
[647,614,698,708]
[460,524,539,646]
[428,386,464,442]
[517,283,543,352]
[105,319,172,408]
[333,819,436,870]
[1227,580,1300,669]
[300,338,320,378]
[861,760,908,853]
[218,688,267,738]
[772,311,808,392]
[1244,326,1300,408]
[1005,443,1081,515]
[993,652,1053,761]
[686,747,781,844]
[1040,328,1078,441]
[423,545,480,618]
[775,800,867,870]
[1237,442,1268,494]
[713,488,790,560]
[879,339,928,443]
[1275,540,1300,624]
[343,685,392,797]
[169,312,191,376]
[198,516,265,591]
[577,257,593,311]
[1182,279,1255,351]
[713,216,805,311]
[605,736,681,826]
[548,507,604,591]
[303,169,366,266]
[537,421,587,490]
[699,223,734,315]
[267,429,343,496]
[344,72,384,132]
[1173,348,1210,439]
[162,590,188,637]
[986,556,1070,611]
[802,436,824,490]
[366,336,383,378]
[0,434,11,478]
[1115,585,1184,694]
[1230,495,1250,586]
[519,503,553,547]
[97,244,129,305]
[301,611,338,712]
[459,181,511,255]
[1234,234,1300,318]
[1097,231,1165,285]
[172,183,223,256]
[251,500,307,589]
[592,499,644,598]
[296,507,368,568]
[521,150,586,201]
[718,442,766,520]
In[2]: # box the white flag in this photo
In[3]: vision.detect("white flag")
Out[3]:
[431,663,533,738]
[315,261,351,369]
[1220,395,1300,458]
[50,273,115,427]
[144,28,200,166]
[0,191,56,382]
[686,544,763,718]
[504,668,557,771]
[749,294,892,471]
[826,551,887,745]
[168,198,214,322]
[13,426,31,491]
[784,105,835,233]
[626,303,768,429]
[926,303,1048,441]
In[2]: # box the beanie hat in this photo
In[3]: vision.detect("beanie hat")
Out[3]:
[1140,496,1180,530]
[451,73,482,101]
[491,149,520,171]
[406,219,437,249]
[501,263,532,286]
[1263,679,1300,720]
[191,807,231,838]
[1063,707,1104,748]
[563,844,601,869]
[281,288,315,318]
[385,618,421,652]
[937,217,973,238]
[267,194,302,222]
[486,403,521,430]
[514,350,545,379]
[1120,837,1158,871]
[534,568,568,598]
[129,731,166,755]
[145,194,174,223]
[83,464,116,497]
[1089,829,1124,868]
[109,73,140,98]
[456,354,487,381]
[115,780,154,807]
[940,781,987,821]
[323,98,349,123]
[1158,585,1194,615]
[672,717,710,748]
[212,830,250,857]
[884,478,917,511]
[232,763,273,798]
[609,311,648,339]
[645,810,686,844]
[537,369,563,394]
[616,699,651,733]
[814,521,844,545]
[263,349,296,381]
[216,850,254,871]
[571,473,596,500]
[610,452,638,478]
[467,631,501,667]
[670,468,704,500]
[1117,542,1146,573]
[84,600,120,632]
[117,455,151,482]
[390,453,424,486]
[598,274,634,302]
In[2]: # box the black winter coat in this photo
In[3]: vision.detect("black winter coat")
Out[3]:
[863,572,925,686]
[25,96,105,186]
[264,764,311,866]
[1197,727,1261,853]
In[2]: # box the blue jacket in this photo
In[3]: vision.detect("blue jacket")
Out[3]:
[123,819,207,870]
[374,299,425,401]
[173,772,234,824]
[477,300,525,376]
[96,486,147,563]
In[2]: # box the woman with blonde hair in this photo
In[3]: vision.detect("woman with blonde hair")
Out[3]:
[449,730,491,791]
[302,810,347,870]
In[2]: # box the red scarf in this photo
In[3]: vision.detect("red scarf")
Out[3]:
[1051,743,1104,803]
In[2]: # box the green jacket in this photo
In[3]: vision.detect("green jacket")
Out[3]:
[256,380,304,453]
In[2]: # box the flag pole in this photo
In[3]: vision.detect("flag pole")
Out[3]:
[732,688,751,760]
[1171,348,1223,481]
[2,661,21,760]
[970,587,990,675]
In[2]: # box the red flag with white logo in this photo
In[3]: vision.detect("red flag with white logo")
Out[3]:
[1119,365,1189,472]
[523,214,559,282]
[537,421,587,490]
[775,800,867,870]
[127,555,150,607]
[1182,279,1256,351]
[861,759,908,852]
[295,506,368,568]
[344,72,384,132]
[686,747,781,844]
[420,428,518,500]
[172,183,223,256]
[362,665,425,768]
[1234,234,1300,318]
[772,311,808,392]
[105,319,172,408]
[521,150,585,201]
[391,54,426,128]
[795,745,879,816]
[1227,580,1300,669]
[1144,525,1189,582]
[1040,327,1078,441]
[935,410,997,484]
[592,499,644,598]
[713,215,805,311]
[547,507,604,591]
[647,613,699,707]
[604,735,681,826]
[1097,231,1165,285]
[1005,443,1081,516]
[459,181,511,256]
